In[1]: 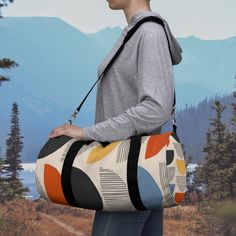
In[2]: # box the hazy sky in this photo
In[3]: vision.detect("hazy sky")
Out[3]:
[2,0,236,39]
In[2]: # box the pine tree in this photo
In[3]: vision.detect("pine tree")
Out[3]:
[2,102,29,201]
[230,74,236,130]
[185,154,201,204]
[193,131,212,199]
[226,73,236,200]
[0,0,14,17]
[223,131,236,200]
[195,100,229,200]
[0,58,18,86]
[0,147,9,203]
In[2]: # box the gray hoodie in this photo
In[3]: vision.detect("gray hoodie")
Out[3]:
[82,10,183,142]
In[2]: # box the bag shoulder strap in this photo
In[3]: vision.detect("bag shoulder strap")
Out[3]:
[66,16,177,133]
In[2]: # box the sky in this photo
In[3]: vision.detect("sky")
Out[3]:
[2,0,236,40]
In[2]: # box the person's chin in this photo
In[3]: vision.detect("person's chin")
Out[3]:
[106,0,120,10]
[107,5,121,10]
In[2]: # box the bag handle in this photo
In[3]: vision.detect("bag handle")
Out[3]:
[65,16,177,133]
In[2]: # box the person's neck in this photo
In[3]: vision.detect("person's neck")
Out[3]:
[123,5,151,26]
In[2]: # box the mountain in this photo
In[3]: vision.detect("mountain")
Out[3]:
[87,30,236,101]
[176,35,236,95]
[0,16,235,163]
[0,17,108,162]
[87,26,122,51]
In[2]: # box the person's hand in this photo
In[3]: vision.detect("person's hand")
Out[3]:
[48,124,83,139]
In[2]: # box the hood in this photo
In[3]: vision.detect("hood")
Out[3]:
[122,10,183,65]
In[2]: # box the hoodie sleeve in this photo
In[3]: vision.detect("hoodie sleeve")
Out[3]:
[82,25,174,142]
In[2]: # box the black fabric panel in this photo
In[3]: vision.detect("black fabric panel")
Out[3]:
[166,150,174,165]
[38,135,73,159]
[61,140,93,207]
[127,134,147,211]
[71,167,103,210]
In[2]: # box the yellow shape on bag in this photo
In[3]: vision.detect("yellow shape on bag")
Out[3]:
[87,141,121,163]
[176,159,186,175]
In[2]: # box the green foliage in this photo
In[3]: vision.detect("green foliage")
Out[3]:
[194,200,236,235]
[0,0,14,17]
[193,75,236,202]
[0,150,11,203]
[0,58,18,86]
[0,58,18,68]
[230,75,236,130]
[0,102,29,203]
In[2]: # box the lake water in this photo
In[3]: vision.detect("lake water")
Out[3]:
[20,163,40,200]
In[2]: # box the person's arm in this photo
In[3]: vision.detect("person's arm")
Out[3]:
[82,26,174,142]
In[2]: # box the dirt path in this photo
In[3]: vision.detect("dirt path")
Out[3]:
[40,213,87,236]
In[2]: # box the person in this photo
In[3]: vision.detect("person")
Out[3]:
[49,0,182,235]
